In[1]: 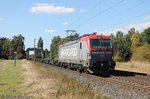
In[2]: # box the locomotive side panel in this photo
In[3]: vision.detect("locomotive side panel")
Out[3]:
[79,41,90,67]
[58,42,80,64]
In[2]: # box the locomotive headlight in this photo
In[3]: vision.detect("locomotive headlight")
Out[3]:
[91,52,99,54]
[106,52,112,54]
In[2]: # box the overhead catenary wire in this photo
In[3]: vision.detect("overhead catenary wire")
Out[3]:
[67,0,105,29]
[73,0,125,29]
[113,0,146,17]
[99,11,150,31]
[74,0,149,34]
[95,0,147,29]
[84,0,105,13]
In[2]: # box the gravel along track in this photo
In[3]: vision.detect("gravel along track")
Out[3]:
[35,62,150,99]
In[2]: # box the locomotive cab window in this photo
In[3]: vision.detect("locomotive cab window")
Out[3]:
[90,39,112,48]
[90,39,100,48]
[80,43,82,49]
[101,39,112,48]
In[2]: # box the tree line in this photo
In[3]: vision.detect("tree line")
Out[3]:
[49,27,150,62]
[111,27,150,61]
[37,37,50,58]
[0,34,25,59]
[0,35,50,59]
[0,27,150,62]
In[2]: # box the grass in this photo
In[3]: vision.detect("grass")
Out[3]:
[0,60,108,99]
[34,61,108,99]
[115,61,150,74]
[55,74,108,99]
[0,60,22,97]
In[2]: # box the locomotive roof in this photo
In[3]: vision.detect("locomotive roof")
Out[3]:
[60,39,79,47]
[60,33,110,47]
[80,33,110,39]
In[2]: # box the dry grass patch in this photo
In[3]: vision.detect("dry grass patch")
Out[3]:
[21,60,107,99]
[116,61,150,74]
[55,75,95,99]
[21,61,58,99]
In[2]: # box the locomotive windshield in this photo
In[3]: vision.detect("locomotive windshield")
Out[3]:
[90,39,112,48]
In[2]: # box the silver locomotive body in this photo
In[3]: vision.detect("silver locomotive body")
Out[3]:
[58,34,115,73]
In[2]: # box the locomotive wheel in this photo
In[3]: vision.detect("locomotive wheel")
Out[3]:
[59,63,63,67]
[68,63,71,69]
[84,67,89,74]
[77,68,82,73]
[62,64,66,68]
[77,68,81,73]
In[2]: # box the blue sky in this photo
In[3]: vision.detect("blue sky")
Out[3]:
[0,0,150,50]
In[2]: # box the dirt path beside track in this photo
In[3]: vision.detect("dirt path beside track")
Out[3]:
[20,60,103,99]
[20,60,58,99]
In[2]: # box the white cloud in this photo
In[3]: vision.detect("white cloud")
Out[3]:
[144,15,150,20]
[30,3,75,14]
[44,29,55,33]
[79,9,86,13]
[63,21,69,26]
[126,22,150,32]
[98,22,150,35]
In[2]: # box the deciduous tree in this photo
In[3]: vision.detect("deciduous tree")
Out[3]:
[37,37,43,50]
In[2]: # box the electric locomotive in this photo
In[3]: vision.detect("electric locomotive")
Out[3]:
[58,33,115,73]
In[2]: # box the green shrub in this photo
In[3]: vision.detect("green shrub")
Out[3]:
[132,44,150,61]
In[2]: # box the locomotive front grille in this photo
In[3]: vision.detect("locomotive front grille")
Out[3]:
[91,51,112,61]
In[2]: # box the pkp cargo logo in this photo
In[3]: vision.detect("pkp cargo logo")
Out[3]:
[60,47,77,58]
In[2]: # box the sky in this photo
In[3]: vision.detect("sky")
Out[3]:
[0,0,150,50]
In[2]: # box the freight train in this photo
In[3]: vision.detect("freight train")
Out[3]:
[26,33,116,73]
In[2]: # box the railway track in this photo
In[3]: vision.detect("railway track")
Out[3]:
[91,71,150,95]
[73,69,150,95]
[108,76,150,94]
[34,61,150,98]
